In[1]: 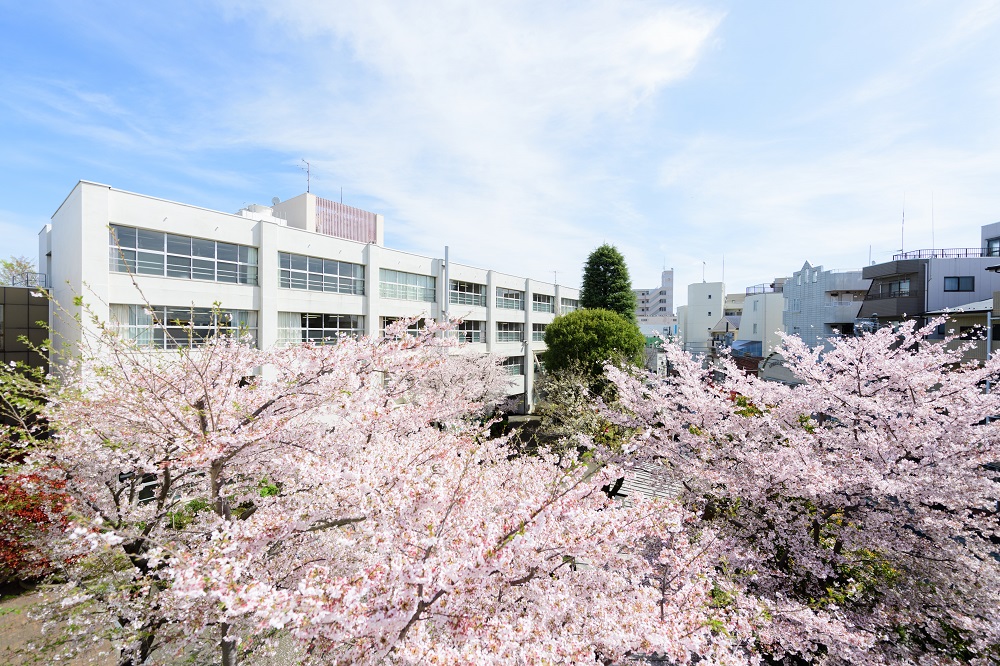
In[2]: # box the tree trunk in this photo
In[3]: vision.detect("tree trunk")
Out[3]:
[220,622,238,666]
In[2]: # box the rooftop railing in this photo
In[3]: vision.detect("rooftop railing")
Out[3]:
[746,283,783,295]
[11,272,48,288]
[892,248,992,260]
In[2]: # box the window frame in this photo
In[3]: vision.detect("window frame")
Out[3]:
[943,276,975,292]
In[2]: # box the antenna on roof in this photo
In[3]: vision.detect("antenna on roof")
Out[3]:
[271,197,280,206]
[900,192,905,254]
[300,159,311,193]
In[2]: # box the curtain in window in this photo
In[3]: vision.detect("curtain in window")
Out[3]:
[110,304,153,346]
[277,311,302,348]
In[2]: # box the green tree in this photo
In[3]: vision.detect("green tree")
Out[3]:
[0,255,35,286]
[542,308,645,376]
[579,244,637,322]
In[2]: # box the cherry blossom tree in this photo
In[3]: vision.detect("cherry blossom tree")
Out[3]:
[605,320,1000,665]
[30,318,749,666]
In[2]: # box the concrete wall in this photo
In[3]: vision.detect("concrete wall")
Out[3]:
[42,181,577,412]
[680,282,725,355]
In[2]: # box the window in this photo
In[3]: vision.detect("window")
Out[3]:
[380,269,435,302]
[496,322,524,343]
[753,301,758,312]
[380,317,426,337]
[278,313,363,346]
[988,238,1000,257]
[707,294,712,299]
[499,356,524,375]
[560,298,579,314]
[110,225,258,285]
[279,252,365,295]
[496,287,524,310]
[753,323,758,335]
[449,280,486,307]
[707,311,711,317]
[531,293,554,313]
[944,276,974,292]
[876,279,910,298]
[531,323,547,342]
[109,304,258,349]
[453,320,485,343]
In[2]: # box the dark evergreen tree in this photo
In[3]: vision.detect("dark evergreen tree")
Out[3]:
[542,308,645,376]
[579,244,637,322]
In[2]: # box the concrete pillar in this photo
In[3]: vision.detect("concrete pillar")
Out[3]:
[485,271,495,353]
[257,220,279,349]
[364,244,381,337]
[523,278,535,411]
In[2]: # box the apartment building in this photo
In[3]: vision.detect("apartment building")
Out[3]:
[783,262,870,349]
[39,181,579,411]
[677,281,725,356]
[858,222,1000,324]
[738,279,786,357]
[635,269,677,339]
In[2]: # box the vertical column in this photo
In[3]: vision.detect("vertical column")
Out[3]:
[257,221,279,349]
[485,271,495,353]
[364,244,381,338]
[523,278,534,412]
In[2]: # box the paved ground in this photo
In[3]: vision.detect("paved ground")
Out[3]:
[0,587,300,666]
[0,587,115,665]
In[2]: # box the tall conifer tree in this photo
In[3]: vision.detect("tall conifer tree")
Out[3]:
[579,244,637,322]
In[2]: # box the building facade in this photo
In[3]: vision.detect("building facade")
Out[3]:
[0,285,49,370]
[783,262,870,349]
[635,269,674,318]
[677,281,725,356]
[40,181,579,411]
[739,281,786,357]
[859,222,1000,324]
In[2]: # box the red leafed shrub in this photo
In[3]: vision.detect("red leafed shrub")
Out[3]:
[0,472,69,583]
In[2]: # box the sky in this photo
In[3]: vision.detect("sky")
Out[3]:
[3,1,1000,304]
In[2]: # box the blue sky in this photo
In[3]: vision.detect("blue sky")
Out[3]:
[3,1,1000,304]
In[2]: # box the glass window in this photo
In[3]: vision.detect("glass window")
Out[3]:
[379,268,435,302]
[380,317,426,337]
[454,320,485,343]
[988,238,1000,257]
[110,225,136,248]
[278,252,365,295]
[276,312,364,346]
[110,304,258,349]
[496,321,524,343]
[192,238,215,258]
[532,323,547,342]
[136,229,164,252]
[944,276,975,292]
[499,356,524,375]
[109,225,257,285]
[560,298,579,314]
[496,287,524,310]
[531,293,554,313]
[450,280,486,307]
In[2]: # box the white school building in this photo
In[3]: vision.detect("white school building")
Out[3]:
[39,181,580,411]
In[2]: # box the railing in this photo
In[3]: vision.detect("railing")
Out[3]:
[11,272,47,288]
[746,283,783,295]
[892,248,991,260]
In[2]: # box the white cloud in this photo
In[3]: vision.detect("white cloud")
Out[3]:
[214,0,724,282]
